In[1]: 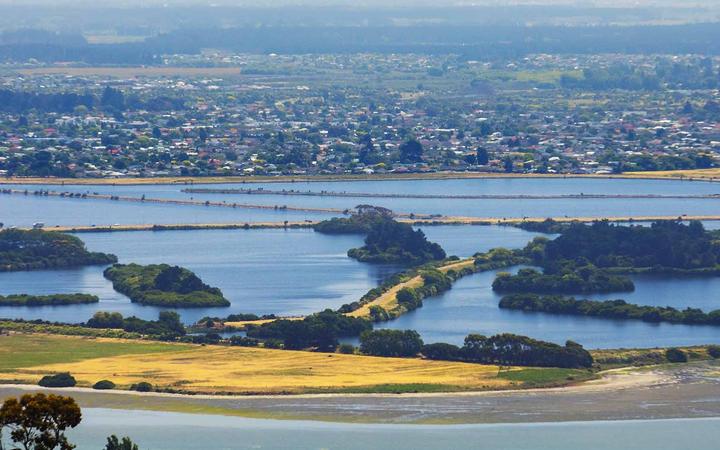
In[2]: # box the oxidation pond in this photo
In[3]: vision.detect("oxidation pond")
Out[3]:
[376,267,720,349]
[0,225,542,324]
[4,177,720,227]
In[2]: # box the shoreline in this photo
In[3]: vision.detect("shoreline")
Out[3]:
[1,170,719,186]
[26,214,720,233]
[1,362,716,424]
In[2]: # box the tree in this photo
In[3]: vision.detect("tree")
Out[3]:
[0,394,81,450]
[476,147,489,165]
[104,435,139,450]
[359,329,423,357]
[665,347,688,363]
[503,157,514,173]
[399,138,423,163]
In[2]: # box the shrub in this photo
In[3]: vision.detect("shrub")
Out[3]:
[338,343,355,354]
[360,329,423,357]
[38,372,76,388]
[421,342,461,361]
[130,381,153,392]
[93,380,116,390]
[708,345,720,359]
[665,347,688,363]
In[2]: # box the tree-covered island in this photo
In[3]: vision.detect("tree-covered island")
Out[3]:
[315,207,446,265]
[103,263,230,307]
[0,293,99,307]
[0,229,117,272]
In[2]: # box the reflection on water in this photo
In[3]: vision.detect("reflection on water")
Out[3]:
[67,409,720,450]
[0,229,397,323]
[0,226,542,324]
[377,267,720,349]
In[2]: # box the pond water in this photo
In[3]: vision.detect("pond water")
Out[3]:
[4,177,720,227]
[66,409,720,450]
[2,177,720,348]
[0,225,542,324]
[376,267,720,349]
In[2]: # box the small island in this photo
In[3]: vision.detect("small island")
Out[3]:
[315,207,446,265]
[492,267,635,295]
[346,218,446,265]
[0,293,99,307]
[499,293,720,327]
[0,229,117,272]
[103,263,230,307]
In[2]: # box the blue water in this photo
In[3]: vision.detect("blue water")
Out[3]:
[4,177,720,227]
[0,225,542,324]
[2,178,720,348]
[376,267,720,349]
[66,409,720,450]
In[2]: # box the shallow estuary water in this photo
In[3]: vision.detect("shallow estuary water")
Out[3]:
[1,178,720,347]
[0,225,543,324]
[66,409,720,450]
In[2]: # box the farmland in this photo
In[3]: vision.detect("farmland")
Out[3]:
[0,334,590,395]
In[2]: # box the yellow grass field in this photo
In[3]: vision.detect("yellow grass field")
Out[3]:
[0,334,537,394]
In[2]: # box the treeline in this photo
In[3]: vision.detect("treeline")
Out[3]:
[492,267,634,295]
[538,220,720,270]
[103,263,230,307]
[0,229,117,272]
[245,309,371,351]
[561,59,720,91]
[0,293,98,307]
[87,311,186,338]
[500,293,720,327]
[359,329,593,368]
[0,87,186,114]
[561,66,660,91]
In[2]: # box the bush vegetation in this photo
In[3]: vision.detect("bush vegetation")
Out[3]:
[103,263,230,307]
[492,267,634,295]
[534,220,720,270]
[246,309,372,351]
[129,382,153,392]
[665,347,688,363]
[87,311,186,338]
[361,330,593,368]
[0,293,98,307]
[347,217,446,265]
[359,329,424,357]
[38,372,77,388]
[93,380,116,390]
[314,206,394,234]
[0,229,117,272]
[499,293,720,326]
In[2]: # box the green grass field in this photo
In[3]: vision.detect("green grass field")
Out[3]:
[0,334,189,371]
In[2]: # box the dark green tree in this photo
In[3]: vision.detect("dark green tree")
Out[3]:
[0,394,81,450]
[104,435,139,450]
[399,138,423,163]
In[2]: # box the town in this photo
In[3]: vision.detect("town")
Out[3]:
[1,53,719,179]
